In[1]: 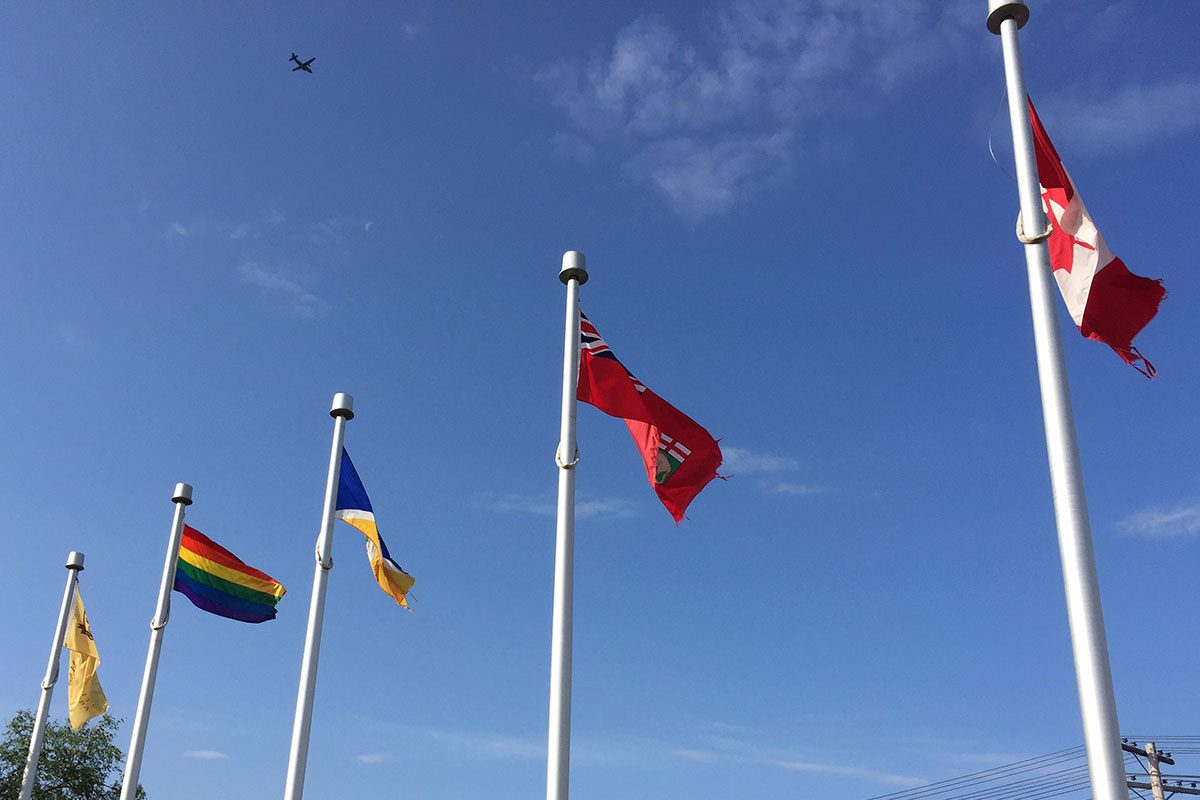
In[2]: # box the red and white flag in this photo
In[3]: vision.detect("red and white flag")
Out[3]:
[1029,98,1166,377]
[578,312,722,523]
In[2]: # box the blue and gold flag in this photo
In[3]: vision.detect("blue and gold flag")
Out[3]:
[335,448,415,607]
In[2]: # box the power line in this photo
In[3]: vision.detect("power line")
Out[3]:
[861,738,1197,800]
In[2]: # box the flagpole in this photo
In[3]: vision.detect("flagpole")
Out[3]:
[119,483,193,800]
[17,551,85,800]
[987,5,1126,800]
[547,250,587,800]
[283,392,354,800]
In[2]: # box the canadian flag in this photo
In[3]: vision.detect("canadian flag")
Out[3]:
[1028,98,1166,377]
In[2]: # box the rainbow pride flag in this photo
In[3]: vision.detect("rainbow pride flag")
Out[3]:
[174,526,286,623]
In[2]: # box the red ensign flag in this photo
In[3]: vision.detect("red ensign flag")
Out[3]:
[578,312,722,522]
[1029,98,1166,377]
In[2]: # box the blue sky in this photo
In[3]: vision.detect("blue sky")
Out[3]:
[1,2,1198,799]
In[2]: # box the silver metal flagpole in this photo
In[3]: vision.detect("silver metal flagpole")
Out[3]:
[119,483,193,800]
[18,551,85,800]
[283,392,354,800]
[987,4,1126,800]
[547,250,587,800]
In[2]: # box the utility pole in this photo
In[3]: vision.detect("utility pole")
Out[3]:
[1125,741,1200,800]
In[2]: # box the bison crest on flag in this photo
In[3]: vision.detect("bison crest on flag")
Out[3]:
[655,434,690,485]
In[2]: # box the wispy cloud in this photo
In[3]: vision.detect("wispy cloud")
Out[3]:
[770,481,827,496]
[539,1,973,217]
[167,221,202,239]
[364,722,673,770]
[306,216,375,246]
[56,323,84,350]
[356,753,391,764]
[670,728,925,787]
[1118,502,1200,538]
[183,750,228,760]
[766,757,924,786]
[238,262,326,319]
[231,206,288,240]
[487,493,636,520]
[359,719,923,785]
[375,724,544,761]
[1043,77,1200,153]
[722,446,799,474]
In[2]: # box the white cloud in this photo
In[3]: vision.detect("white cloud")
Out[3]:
[578,498,639,518]
[356,753,390,764]
[488,493,636,519]
[1041,78,1200,153]
[770,481,827,496]
[238,262,326,318]
[540,1,973,217]
[307,216,374,246]
[490,494,555,516]
[359,719,922,784]
[670,728,926,787]
[183,750,228,760]
[167,221,201,238]
[626,133,791,218]
[767,757,925,787]
[393,725,544,761]
[671,747,723,763]
[722,446,799,474]
[1118,502,1200,538]
[230,206,289,240]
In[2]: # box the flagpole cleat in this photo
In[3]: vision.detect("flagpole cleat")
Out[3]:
[331,392,355,420]
[1016,210,1053,244]
[560,250,588,285]
[987,0,1029,35]
[555,444,580,469]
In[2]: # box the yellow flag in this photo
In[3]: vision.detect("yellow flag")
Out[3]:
[64,587,108,729]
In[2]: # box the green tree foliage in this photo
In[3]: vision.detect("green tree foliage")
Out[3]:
[0,710,145,800]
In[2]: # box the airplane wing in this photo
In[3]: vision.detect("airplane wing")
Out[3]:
[292,64,304,71]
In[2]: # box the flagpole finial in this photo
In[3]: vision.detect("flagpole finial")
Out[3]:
[65,551,85,571]
[172,483,193,505]
[987,0,1029,34]
[330,392,355,420]
[560,250,588,285]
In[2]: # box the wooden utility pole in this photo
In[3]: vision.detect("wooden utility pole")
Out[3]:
[1125,741,1200,799]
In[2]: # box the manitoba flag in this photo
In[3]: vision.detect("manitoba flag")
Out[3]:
[578,311,722,522]
[1029,98,1165,376]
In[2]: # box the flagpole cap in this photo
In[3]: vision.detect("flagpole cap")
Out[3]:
[172,483,194,505]
[65,551,85,571]
[987,0,1029,34]
[331,392,355,420]
[559,250,588,285]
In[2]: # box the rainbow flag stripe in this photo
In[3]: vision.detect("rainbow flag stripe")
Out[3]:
[173,526,286,623]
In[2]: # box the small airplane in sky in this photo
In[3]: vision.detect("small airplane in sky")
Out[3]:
[289,52,315,73]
